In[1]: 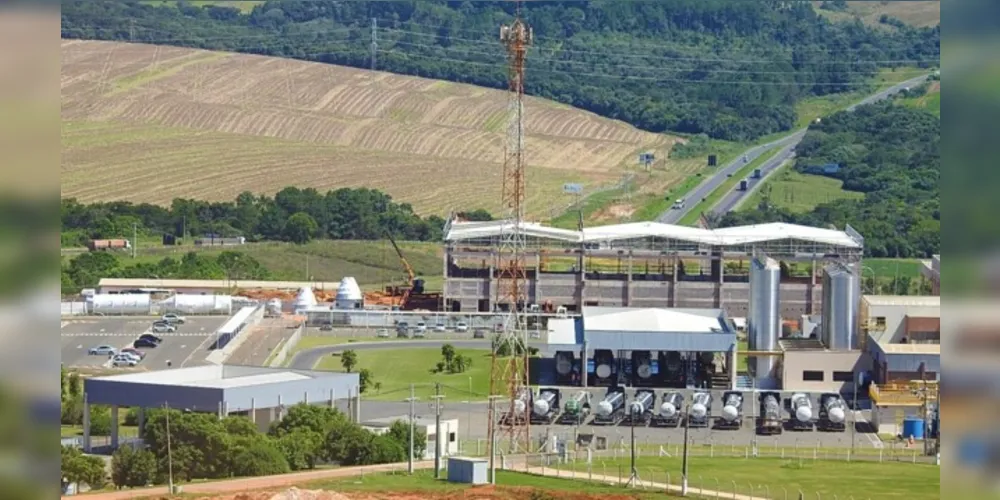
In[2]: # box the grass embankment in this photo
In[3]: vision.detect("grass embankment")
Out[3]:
[314,348,495,401]
[741,168,864,213]
[62,239,445,292]
[676,145,783,226]
[558,456,939,500]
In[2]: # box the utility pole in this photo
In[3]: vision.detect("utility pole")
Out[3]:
[432,383,444,478]
[370,18,378,71]
[681,403,690,496]
[132,222,137,259]
[164,402,174,494]
[852,373,860,453]
[625,404,640,487]
[405,384,417,474]
[129,18,135,41]
[488,395,501,484]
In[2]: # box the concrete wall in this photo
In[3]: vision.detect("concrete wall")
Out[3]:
[862,301,941,344]
[781,350,870,393]
[268,324,304,367]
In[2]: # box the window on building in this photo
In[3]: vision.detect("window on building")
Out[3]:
[832,371,854,382]
[449,432,456,443]
[803,370,825,381]
[875,317,887,329]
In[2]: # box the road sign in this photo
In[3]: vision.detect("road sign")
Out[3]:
[563,183,583,194]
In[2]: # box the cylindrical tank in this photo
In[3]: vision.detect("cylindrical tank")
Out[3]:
[821,394,847,423]
[88,294,152,315]
[821,264,860,350]
[749,255,781,387]
[555,352,574,376]
[564,391,589,415]
[902,417,925,440]
[595,355,613,379]
[791,393,813,422]
[761,393,781,420]
[660,392,683,417]
[630,391,653,415]
[533,391,558,416]
[335,277,363,309]
[690,392,712,419]
[722,393,743,422]
[596,391,624,417]
[159,294,233,315]
[633,352,653,379]
[513,388,531,415]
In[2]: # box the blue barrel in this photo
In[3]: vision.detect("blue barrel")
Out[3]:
[902,417,925,439]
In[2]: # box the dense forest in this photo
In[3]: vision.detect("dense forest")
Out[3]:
[61,0,939,141]
[60,187,491,246]
[718,100,940,258]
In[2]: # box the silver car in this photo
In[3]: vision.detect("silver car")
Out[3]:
[89,345,116,356]
[111,354,137,367]
[152,323,177,333]
[376,328,391,338]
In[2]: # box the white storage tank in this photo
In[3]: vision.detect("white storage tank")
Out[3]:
[159,294,233,315]
[293,287,317,311]
[88,294,152,315]
[335,277,363,309]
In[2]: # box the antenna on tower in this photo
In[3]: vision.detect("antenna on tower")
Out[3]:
[488,0,533,467]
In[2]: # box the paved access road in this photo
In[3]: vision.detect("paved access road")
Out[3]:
[661,73,932,224]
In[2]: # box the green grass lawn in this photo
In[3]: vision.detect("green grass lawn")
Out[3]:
[863,258,927,282]
[677,145,783,226]
[900,82,941,116]
[741,168,864,213]
[794,91,868,128]
[559,456,939,500]
[314,348,496,401]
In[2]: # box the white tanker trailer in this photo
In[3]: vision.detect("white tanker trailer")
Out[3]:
[625,389,656,425]
[688,391,713,428]
[530,388,562,424]
[818,393,847,432]
[499,387,533,426]
[789,393,815,431]
[717,391,744,429]
[652,391,684,427]
[756,391,784,435]
[593,387,627,425]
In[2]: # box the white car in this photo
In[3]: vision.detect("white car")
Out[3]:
[111,354,137,367]
[118,351,142,363]
[415,322,427,333]
[455,322,469,333]
[151,323,177,333]
[161,313,186,324]
[376,328,391,338]
[434,323,447,332]
[413,329,426,339]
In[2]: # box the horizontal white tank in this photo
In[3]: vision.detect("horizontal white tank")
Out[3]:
[159,294,232,315]
[88,294,152,315]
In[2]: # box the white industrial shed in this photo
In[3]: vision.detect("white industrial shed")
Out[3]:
[444,220,863,249]
[81,364,360,452]
[98,278,342,295]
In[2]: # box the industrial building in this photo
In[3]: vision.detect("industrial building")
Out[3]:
[97,278,342,295]
[539,305,739,390]
[79,364,360,452]
[361,415,460,460]
[442,219,864,318]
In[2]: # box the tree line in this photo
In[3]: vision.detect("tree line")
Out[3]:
[61,186,494,246]
[61,0,939,141]
[717,100,939,258]
[61,395,427,490]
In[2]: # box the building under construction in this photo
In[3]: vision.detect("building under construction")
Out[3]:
[442,219,865,318]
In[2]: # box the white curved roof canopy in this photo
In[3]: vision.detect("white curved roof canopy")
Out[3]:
[445,220,861,249]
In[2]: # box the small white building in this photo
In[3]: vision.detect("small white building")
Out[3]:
[361,415,459,460]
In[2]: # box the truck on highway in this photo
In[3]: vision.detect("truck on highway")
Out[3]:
[738,179,749,191]
[87,239,131,251]
[752,168,762,179]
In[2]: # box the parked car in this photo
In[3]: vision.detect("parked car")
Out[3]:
[161,313,186,324]
[118,351,142,363]
[319,324,333,332]
[111,354,137,367]
[413,330,426,338]
[415,322,427,334]
[376,328,391,338]
[152,323,177,333]
[88,345,116,356]
[473,329,485,339]
[138,333,163,344]
[455,322,469,333]
[120,347,146,360]
[133,337,158,348]
[434,323,447,332]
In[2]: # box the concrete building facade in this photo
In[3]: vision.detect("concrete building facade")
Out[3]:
[860,295,941,345]
[81,365,360,451]
[779,344,870,393]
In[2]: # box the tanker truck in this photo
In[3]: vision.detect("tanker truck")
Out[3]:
[557,390,592,425]
[789,393,815,431]
[756,391,784,435]
[530,388,562,424]
[817,393,847,432]
[593,387,627,426]
[688,391,713,428]
[624,389,656,425]
[651,391,684,428]
[716,391,744,430]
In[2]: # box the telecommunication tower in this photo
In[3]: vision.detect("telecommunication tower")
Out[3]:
[487,3,533,457]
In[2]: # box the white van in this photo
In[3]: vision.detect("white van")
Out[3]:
[672,199,685,209]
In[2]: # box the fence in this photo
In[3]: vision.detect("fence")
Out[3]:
[267,323,304,367]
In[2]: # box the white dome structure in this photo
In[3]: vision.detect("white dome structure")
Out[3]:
[335,277,363,309]
[293,287,317,310]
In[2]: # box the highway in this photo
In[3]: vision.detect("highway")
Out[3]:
[659,73,932,224]
[709,141,798,215]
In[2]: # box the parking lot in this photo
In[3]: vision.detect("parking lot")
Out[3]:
[61,316,230,370]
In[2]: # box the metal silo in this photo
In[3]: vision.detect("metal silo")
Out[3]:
[821,263,859,350]
[748,253,781,388]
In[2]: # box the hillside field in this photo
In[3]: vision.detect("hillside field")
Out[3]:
[61,40,692,219]
[813,1,940,28]
[741,168,864,213]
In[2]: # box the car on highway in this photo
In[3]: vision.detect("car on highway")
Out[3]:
[671,199,685,210]
[151,322,177,333]
[455,322,469,333]
[743,154,749,163]
[88,345,117,356]
[133,337,158,348]
[161,313,186,324]
[111,354,138,367]
[376,328,391,338]
[138,333,163,344]
[120,347,146,360]
[433,323,447,332]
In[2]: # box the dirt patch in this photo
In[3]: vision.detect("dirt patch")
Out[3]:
[593,203,635,222]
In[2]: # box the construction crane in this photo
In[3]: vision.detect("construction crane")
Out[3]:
[384,231,425,308]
